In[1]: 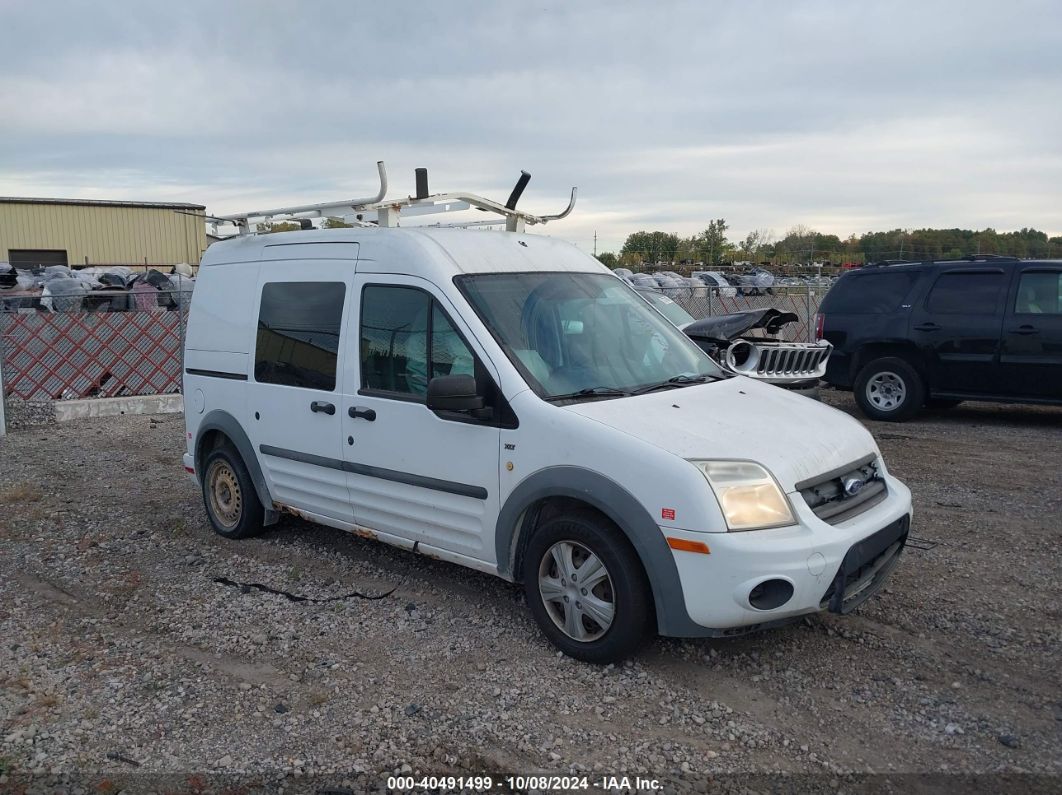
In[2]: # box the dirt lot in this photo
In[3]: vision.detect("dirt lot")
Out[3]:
[1,393,1060,793]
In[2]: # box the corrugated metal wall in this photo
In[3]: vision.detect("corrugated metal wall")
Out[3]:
[0,201,207,267]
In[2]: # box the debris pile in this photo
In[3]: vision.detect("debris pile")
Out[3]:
[0,261,195,313]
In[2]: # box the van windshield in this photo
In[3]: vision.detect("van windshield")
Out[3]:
[636,288,697,327]
[456,272,724,401]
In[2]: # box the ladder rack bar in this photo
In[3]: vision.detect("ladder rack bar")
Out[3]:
[209,162,577,234]
[216,161,388,222]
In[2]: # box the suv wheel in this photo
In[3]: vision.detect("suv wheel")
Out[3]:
[202,445,265,539]
[523,510,652,663]
[854,357,925,422]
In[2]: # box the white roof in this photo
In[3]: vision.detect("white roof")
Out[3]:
[201,227,606,278]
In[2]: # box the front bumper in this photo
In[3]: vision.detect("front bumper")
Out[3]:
[665,474,912,632]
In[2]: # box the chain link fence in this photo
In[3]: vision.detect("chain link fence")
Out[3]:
[0,290,190,407]
[0,281,830,433]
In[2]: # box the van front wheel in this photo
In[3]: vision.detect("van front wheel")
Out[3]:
[523,511,651,663]
[202,446,265,539]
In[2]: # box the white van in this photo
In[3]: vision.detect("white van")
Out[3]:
[184,176,912,662]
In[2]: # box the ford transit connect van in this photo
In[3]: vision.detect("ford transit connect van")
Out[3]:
[184,183,912,662]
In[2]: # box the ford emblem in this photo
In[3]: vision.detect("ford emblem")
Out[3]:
[843,476,866,496]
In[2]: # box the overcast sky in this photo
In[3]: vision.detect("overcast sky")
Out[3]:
[1,0,1059,253]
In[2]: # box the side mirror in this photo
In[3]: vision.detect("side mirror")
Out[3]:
[426,374,485,412]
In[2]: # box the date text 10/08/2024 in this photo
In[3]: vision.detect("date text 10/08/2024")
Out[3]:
[386,775,663,792]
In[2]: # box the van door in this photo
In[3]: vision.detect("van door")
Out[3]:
[999,266,1062,399]
[908,269,1008,395]
[246,266,354,523]
[340,275,504,567]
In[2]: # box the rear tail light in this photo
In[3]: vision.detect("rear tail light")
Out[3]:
[814,312,825,341]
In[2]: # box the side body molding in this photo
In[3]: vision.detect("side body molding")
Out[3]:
[494,466,704,637]
[194,410,279,526]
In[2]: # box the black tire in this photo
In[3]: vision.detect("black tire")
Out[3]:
[523,509,652,663]
[853,356,925,422]
[201,444,265,539]
[926,398,962,410]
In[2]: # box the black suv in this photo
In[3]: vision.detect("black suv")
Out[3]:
[816,256,1062,421]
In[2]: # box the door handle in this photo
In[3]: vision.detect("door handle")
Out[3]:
[348,406,377,421]
[914,322,941,332]
[310,401,336,415]
[1011,325,1040,336]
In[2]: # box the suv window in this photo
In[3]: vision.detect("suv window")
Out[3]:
[820,272,917,313]
[926,271,1005,314]
[360,285,475,397]
[255,281,345,390]
[1015,271,1062,314]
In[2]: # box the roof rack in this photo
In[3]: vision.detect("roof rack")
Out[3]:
[961,254,1019,262]
[209,162,577,236]
[865,259,919,268]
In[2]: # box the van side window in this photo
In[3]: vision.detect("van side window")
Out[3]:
[360,285,475,397]
[255,282,345,391]
[1015,271,1062,314]
[925,271,1005,314]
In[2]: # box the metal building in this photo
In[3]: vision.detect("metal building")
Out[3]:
[0,197,207,269]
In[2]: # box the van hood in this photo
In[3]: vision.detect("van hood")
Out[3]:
[564,376,879,492]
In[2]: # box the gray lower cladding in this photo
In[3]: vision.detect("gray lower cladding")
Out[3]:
[493,465,713,638]
[258,444,488,500]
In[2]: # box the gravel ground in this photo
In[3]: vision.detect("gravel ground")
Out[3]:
[1,399,55,431]
[0,393,1060,793]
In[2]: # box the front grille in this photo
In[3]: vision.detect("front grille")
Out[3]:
[798,455,887,524]
[752,341,832,380]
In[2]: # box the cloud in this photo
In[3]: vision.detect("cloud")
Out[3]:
[1,0,1059,254]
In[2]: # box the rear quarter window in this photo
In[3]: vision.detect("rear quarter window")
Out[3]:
[255,281,345,390]
[819,272,918,314]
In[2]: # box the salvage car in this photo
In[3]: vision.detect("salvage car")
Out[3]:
[183,164,912,663]
[635,287,831,396]
[691,271,738,298]
[732,267,776,295]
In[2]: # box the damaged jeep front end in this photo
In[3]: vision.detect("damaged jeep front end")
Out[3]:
[684,309,832,390]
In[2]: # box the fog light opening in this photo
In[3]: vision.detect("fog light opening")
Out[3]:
[748,578,794,611]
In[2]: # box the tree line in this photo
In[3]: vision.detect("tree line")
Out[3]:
[596,221,1062,270]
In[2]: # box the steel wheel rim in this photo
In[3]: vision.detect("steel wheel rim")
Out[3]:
[207,460,242,529]
[867,371,906,411]
[538,540,615,642]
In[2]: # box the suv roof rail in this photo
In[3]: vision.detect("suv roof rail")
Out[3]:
[208,161,577,236]
[960,254,1019,262]
[864,259,919,268]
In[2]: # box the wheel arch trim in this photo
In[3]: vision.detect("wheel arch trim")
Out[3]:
[495,466,704,637]
[853,342,926,380]
[194,410,279,526]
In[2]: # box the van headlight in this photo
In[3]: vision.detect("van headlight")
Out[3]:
[691,460,795,531]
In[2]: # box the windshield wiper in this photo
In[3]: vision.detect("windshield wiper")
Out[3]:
[544,386,632,403]
[630,374,712,395]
